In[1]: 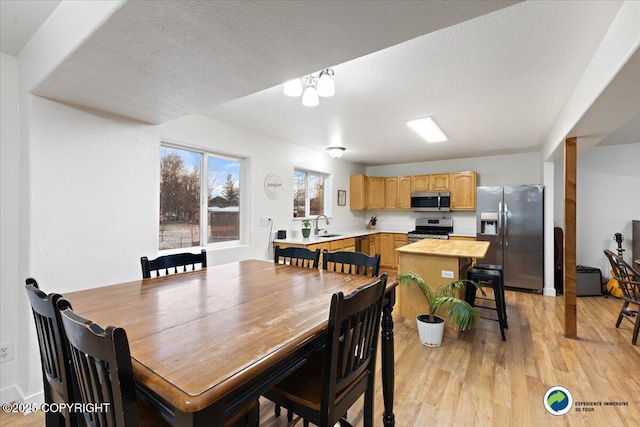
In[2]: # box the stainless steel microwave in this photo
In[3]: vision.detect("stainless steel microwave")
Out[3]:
[410,191,451,212]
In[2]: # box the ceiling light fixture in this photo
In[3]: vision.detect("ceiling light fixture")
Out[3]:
[284,69,335,107]
[406,116,448,143]
[326,147,345,158]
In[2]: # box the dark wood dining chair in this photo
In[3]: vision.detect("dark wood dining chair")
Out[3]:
[264,273,388,427]
[25,278,78,427]
[322,250,381,277]
[272,245,322,418]
[274,246,320,269]
[58,298,258,427]
[604,250,640,345]
[140,249,207,278]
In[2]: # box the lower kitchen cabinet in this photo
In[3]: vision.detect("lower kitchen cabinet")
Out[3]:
[380,233,408,269]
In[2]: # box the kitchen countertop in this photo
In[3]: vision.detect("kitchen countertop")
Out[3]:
[396,238,489,258]
[448,232,477,238]
[273,228,409,245]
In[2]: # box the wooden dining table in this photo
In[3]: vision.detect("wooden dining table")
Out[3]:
[65,259,398,427]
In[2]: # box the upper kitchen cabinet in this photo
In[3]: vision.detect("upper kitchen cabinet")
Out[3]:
[430,174,450,191]
[350,175,384,210]
[411,175,430,192]
[350,175,369,210]
[450,171,477,210]
[411,174,449,191]
[368,177,385,209]
[384,176,411,209]
[351,172,476,211]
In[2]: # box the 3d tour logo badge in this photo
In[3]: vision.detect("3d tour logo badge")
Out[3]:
[544,386,573,415]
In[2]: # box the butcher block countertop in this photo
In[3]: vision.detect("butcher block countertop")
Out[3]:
[396,238,489,258]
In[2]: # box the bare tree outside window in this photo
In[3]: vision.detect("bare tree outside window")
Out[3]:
[293,170,326,218]
[160,147,201,249]
[160,146,241,250]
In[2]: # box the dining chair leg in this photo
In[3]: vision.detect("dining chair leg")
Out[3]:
[633,315,639,345]
[616,301,629,328]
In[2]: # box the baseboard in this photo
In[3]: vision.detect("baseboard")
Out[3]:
[543,288,557,297]
[0,384,19,405]
[0,384,44,414]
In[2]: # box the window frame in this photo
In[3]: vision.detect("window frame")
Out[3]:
[160,142,244,251]
[293,168,331,220]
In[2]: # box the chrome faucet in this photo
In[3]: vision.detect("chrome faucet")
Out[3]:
[314,214,330,235]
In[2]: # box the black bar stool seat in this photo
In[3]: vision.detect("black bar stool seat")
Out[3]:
[466,267,506,341]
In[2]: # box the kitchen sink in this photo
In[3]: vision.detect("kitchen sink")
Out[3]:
[317,234,343,238]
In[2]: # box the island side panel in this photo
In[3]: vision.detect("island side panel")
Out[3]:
[397,252,462,327]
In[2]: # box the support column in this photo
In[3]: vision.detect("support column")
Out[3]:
[564,137,577,338]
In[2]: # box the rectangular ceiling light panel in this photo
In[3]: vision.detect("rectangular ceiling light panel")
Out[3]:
[406,116,448,143]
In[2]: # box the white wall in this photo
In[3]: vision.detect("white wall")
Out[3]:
[160,114,367,265]
[0,53,21,402]
[554,142,640,276]
[365,151,543,234]
[1,103,368,402]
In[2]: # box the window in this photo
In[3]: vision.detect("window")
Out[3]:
[160,145,241,250]
[293,169,326,218]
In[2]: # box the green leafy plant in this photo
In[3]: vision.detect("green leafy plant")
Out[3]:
[397,271,484,331]
[301,219,311,229]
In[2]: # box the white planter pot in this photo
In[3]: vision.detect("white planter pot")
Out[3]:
[416,314,445,347]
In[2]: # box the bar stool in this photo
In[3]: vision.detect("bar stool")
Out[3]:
[473,263,508,329]
[466,267,506,341]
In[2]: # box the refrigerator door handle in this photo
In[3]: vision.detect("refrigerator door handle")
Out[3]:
[498,201,503,244]
[504,202,509,246]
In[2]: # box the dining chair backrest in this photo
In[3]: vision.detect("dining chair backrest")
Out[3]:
[25,278,78,427]
[141,249,207,278]
[58,298,139,427]
[605,250,640,294]
[322,250,381,277]
[604,250,640,345]
[274,246,320,269]
[322,273,387,422]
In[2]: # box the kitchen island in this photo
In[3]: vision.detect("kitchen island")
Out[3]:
[396,239,490,326]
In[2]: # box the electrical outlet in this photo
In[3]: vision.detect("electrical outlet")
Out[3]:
[259,217,271,226]
[0,342,14,363]
[441,270,454,279]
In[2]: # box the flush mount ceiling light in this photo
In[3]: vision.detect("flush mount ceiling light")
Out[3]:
[326,147,346,158]
[284,69,335,107]
[406,116,448,143]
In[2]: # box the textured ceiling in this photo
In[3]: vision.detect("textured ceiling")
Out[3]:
[32,0,519,125]
[10,0,639,166]
[202,1,629,165]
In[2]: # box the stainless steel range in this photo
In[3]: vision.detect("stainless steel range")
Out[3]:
[407,218,453,243]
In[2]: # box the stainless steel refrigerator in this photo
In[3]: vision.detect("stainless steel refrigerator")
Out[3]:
[476,185,544,292]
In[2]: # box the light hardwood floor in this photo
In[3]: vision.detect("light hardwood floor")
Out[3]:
[2,291,639,427]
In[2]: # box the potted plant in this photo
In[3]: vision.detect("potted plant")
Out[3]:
[397,272,483,347]
[301,219,311,238]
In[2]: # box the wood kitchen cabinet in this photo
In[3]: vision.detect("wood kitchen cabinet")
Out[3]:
[384,176,411,209]
[430,174,450,191]
[379,232,408,269]
[450,171,477,210]
[349,175,384,210]
[368,177,385,210]
[380,233,396,268]
[394,234,408,268]
[411,174,449,192]
[369,234,379,258]
[411,175,430,192]
[349,175,368,210]
[351,171,476,211]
